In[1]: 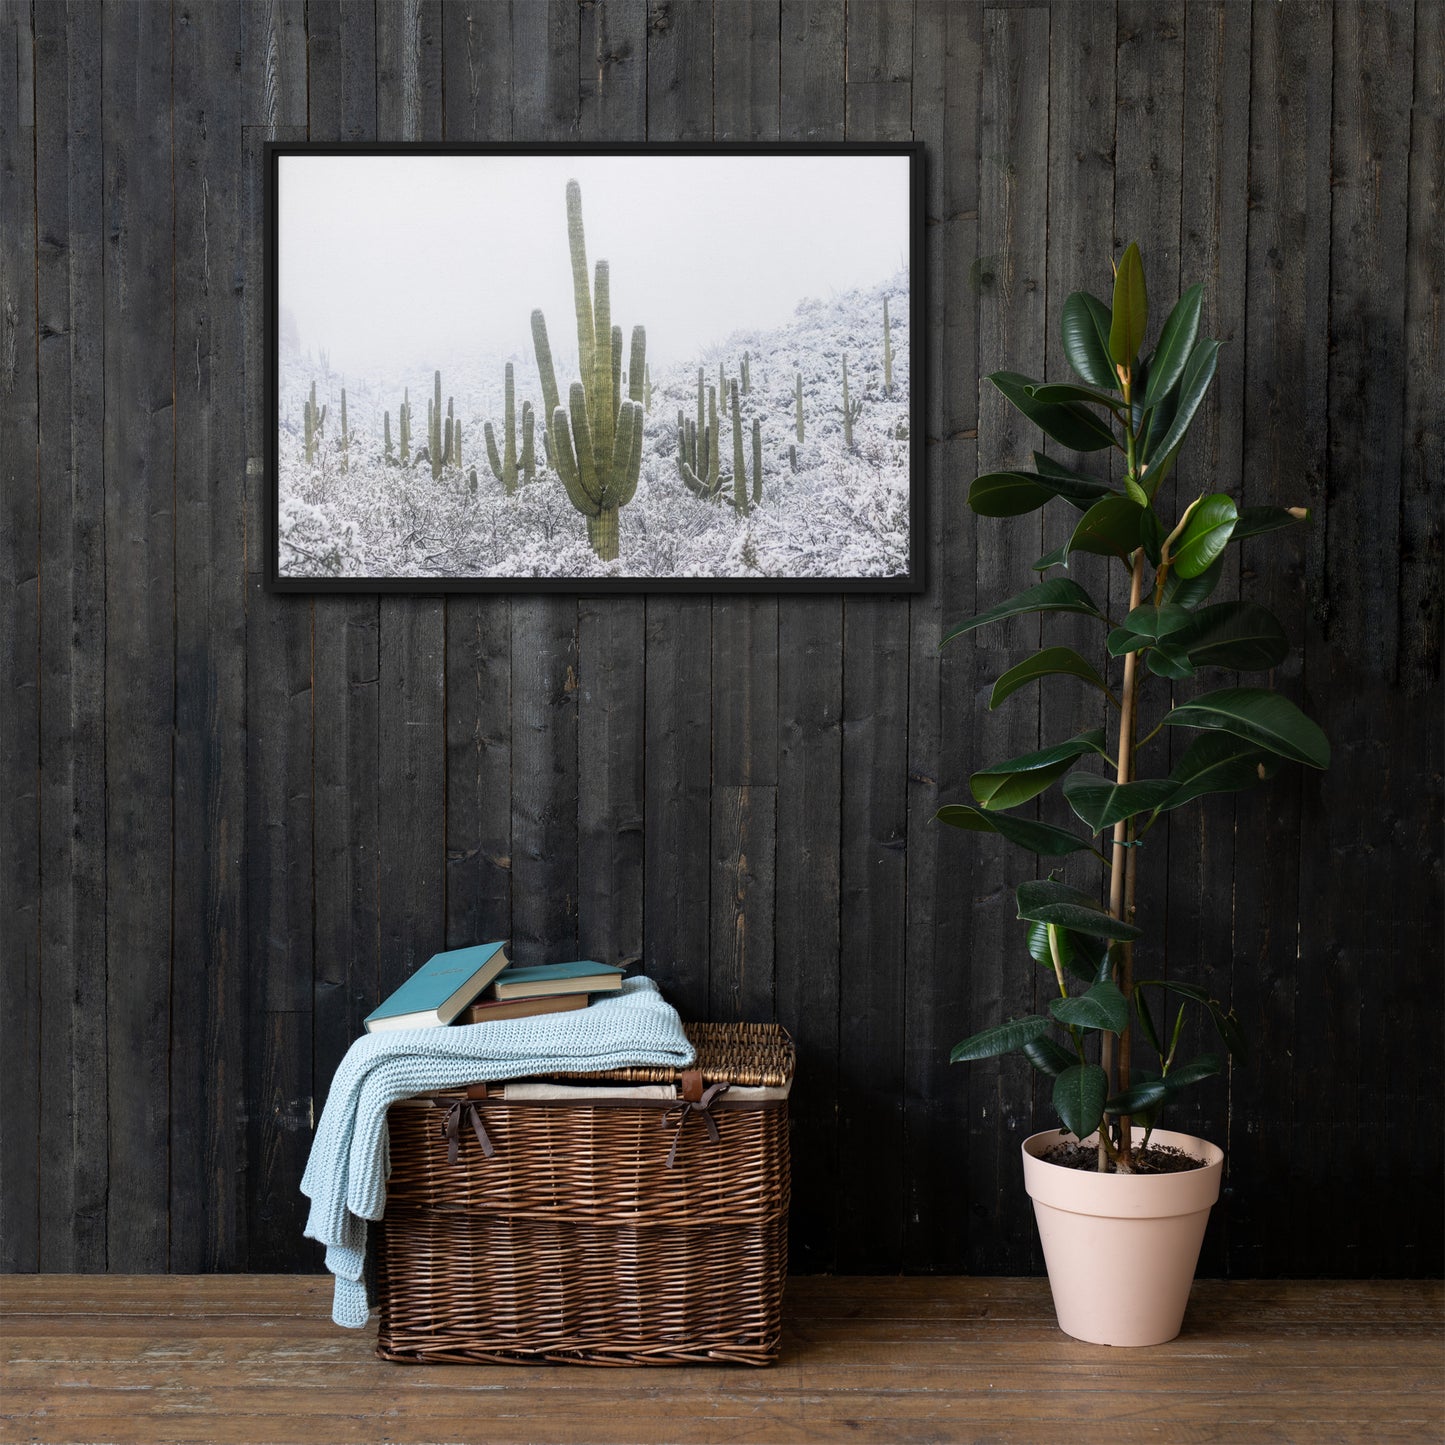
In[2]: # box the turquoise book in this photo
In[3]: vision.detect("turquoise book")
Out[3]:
[363,941,511,1032]
[491,960,625,1002]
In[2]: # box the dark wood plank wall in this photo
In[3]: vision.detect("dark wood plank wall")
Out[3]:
[0,0,1439,1278]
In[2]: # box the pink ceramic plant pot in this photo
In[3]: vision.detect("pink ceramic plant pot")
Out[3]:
[1022,1126,1224,1347]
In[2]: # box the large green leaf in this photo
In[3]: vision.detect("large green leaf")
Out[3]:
[1016,879,1143,940]
[989,371,1118,453]
[1023,1035,1077,1077]
[1054,1064,1108,1139]
[1164,687,1330,768]
[1174,601,1288,671]
[1164,1054,1222,1090]
[1051,980,1129,1034]
[1027,921,1109,983]
[950,1015,1052,1063]
[941,579,1106,646]
[1172,493,1238,577]
[1157,733,1275,813]
[1062,772,1178,833]
[936,804,1095,857]
[1105,1078,1170,1115]
[1109,242,1148,367]
[1108,602,1194,653]
[1026,381,1126,412]
[1061,291,1117,389]
[1161,555,1223,608]
[1141,337,1221,465]
[1032,542,1069,572]
[968,468,1116,517]
[1144,641,1198,680]
[990,646,1114,709]
[1065,496,1148,562]
[1142,284,1203,408]
[1233,505,1311,540]
[970,729,1107,810]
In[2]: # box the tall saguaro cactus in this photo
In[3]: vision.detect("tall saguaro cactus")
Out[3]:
[727,379,763,515]
[883,295,894,397]
[795,371,804,442]
[531,179,646,561]
[399,388,411,465]
[840,353,862,450]
[304,380,327,464]
[339,388,351,471]
[485,362,520,493]
[384,410,394,464]
[521,401,536,481]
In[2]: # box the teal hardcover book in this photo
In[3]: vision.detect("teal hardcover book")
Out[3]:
[492,960,625,1001]
[363,941,511,1032]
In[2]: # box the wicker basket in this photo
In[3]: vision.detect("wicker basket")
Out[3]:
[374,1022,793,1366]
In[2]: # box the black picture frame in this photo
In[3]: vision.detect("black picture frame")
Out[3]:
[265,141,926,594]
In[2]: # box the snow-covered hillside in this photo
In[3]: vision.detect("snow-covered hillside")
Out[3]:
[276,269,911,581]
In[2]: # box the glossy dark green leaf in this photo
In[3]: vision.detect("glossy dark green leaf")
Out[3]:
[1061,291,1117,389]
[1174,601,1289,671]
[1117,603,1195,643]
[1109,242,1148,367]
[1051,980,1130,1034]
[1027,921,1101,983]
[936,804,1096,857]
[941,579,1106,647]
[1054,1064,1108,1139]
[970,730,1107,810]
[1232,505,1311,540]
[1142,284,1203,408]
[1144,641,1198,680]
[1105,1078,1170,1114]
[950,1015,1052,1063]
[1164,687,1330,768]
[1157,733,1274,813]
[1135,987,1163,1053]
[968,467,1117,517]
[1160,556,1223,608]
[1033,542,1069,571]
[1142,337,1221,465]
[989,371,1119,453]
[1066,496,1147,562]
[1164,1054,1222,1090]
[1016,879,1143,940]
[990,646,1113,709]
[1062,772,1178,833]
[1023,1035,1078,1077]
[1172,493,1239,578]
[1026,381,1126,412]
[1139,506,1165,565]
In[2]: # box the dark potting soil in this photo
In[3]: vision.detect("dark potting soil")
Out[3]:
[1040,1139,1209,1175]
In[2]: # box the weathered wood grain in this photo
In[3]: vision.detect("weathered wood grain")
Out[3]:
[32,0,107,1274]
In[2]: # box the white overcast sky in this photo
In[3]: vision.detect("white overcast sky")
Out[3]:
[278,153,911,372]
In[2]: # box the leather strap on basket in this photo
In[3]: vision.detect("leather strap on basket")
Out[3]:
[662,1081,729,1169]
[443,1098,495,1165]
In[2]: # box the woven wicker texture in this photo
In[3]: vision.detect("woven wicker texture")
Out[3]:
[552,1018,795,1087]
[375,1022,791,1367]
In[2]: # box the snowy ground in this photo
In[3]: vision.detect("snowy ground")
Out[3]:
[276,270,911,581]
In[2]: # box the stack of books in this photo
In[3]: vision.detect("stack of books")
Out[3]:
[363,941,625,1033]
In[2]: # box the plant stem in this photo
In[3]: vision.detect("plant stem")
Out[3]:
[1102,544,1148,1172]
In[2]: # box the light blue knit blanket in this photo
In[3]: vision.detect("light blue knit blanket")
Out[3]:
[301,976,694,1327]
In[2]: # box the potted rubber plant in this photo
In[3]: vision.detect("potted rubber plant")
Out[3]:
[940,243,1328,1346]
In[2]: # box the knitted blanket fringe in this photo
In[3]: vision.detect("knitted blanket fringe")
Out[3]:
[301,977,694,1326]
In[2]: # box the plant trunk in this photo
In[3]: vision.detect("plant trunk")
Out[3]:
[1101,546,1148,1171]
[587,507,620,561]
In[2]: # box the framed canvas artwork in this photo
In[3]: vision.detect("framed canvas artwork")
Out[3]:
[266,143,923,593]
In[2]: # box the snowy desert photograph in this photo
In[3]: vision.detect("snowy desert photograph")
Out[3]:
[270,148,918,588]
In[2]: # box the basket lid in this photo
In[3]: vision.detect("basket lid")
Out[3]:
[546,1020,794,1089]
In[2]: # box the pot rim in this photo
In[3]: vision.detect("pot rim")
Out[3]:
[1022,1125,1224,1219]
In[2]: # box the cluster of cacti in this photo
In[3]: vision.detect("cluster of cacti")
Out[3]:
[729,379,763,515]
[426,369,461,480]
[795,371,804,442]
[303,380,327,464]
[678,366,723,502]
[483,363,539,494]
[530,179,646,562]
[840,353,862,450]
[883,296,894,397]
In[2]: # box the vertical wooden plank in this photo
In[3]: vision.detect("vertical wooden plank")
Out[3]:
[642,0,712,1018]
[576,0,647,972]
[101,0,174,1273]
[170,0,249,1272]
[1165,0,1250,1272]
[774,0,844,1274]
[307,0,382,1112]
[835,0,913,1274]
[441,2,513,959]
[1305,0,1417,1276]
[964,2,1050,1274]
[0,0,40,1274]
[242,0,312,1270]
[33,0,107,1273]
[1399,0,1445,1275]
[509,0,580,969]
[374,1,448,999]
[709,0,779,1024]
[1232,0,1332,1276]
[902,0,983,1275]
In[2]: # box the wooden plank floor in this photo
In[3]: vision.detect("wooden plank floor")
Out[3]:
[1,1276,1441,1445]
